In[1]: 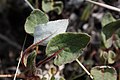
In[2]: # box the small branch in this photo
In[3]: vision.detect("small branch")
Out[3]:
[36,48,64,67]
[21,34,53,68]
[76,59,93,79]
[86,0,120,12]
[13,35,27,80]
[0,74,25,79]
[13,51,23,80]
[0,74,14,78]
[24,0,35,10]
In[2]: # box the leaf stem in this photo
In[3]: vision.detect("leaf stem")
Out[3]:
[86,0,120,12]
[21,34,53,67]
[76,59,93,79]
[36,48,64,67]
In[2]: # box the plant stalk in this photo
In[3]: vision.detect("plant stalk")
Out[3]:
[21,34,53,68]
[14,0,34,80]
[0,74,25,78]
[13,35,27,80]
[86,0,120,12]
[36,48,64,67]
[24,0,34,10]
[76,59,93,79]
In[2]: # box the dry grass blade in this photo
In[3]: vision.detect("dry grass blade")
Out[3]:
[86,0,120,12]
[76,59,94,79]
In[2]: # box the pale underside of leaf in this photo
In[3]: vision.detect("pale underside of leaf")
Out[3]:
[34,19,69,46]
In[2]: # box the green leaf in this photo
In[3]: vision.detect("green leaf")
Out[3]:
[101,12,120,40]
[91,66,117,80]
[53,1,63,14]
[34,19,69,46]
[46,32,90,66]
[100,50,108,64]
[25,9,49,34]
[50,76,55,80]
[27,50,37,69]
[100,50,116,64]
[102,20,120,39]
[108,50,116,64]
[24,50,37,77]
[42,0,54,13]
[101,32,112,48]
[42,0,63,14]
[102,12,116,27]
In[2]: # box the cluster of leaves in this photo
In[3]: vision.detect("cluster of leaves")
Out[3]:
[100,12,120,65]
[21,0,120,80]
[23,9,90,79]
[90,12,120,80]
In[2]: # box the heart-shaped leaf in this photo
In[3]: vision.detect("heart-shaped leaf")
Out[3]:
[25,9,49,34]
[108,50,116,64]
[101,12,120,39]
[42,0,54,13]
[53,1,63,14]
[91,66,117,80]
[46,32,90,66]
[102,20,120,39]
[34,19,69,46]
[42,0,63,14]
[102,12,116,27]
